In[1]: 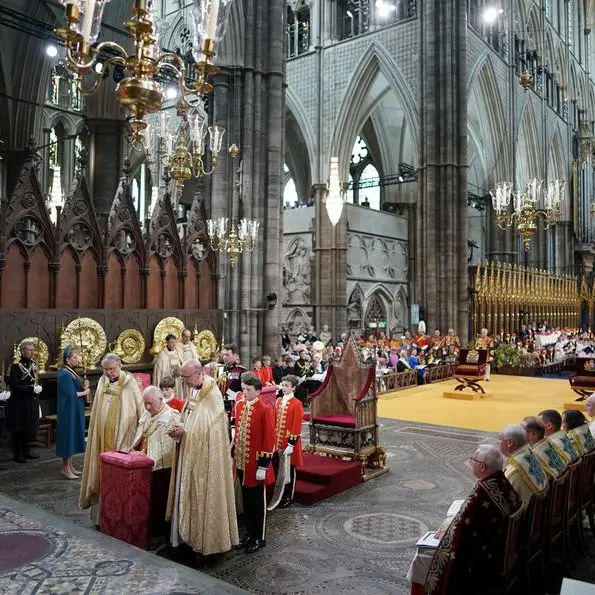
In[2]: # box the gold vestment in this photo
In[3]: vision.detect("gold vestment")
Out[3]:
[166,376,239,555]
[153,348,183,395]
[79,371,142,509]
[131,404,180,471]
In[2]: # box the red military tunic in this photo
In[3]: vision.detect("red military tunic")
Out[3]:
[274,395,304,467]
[233,397,276,487]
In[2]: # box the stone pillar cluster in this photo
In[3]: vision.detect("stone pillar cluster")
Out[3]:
[210,0,286,358]
[417,0,469,337]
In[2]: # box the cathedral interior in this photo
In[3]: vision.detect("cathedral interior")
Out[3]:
[3,0,595,594]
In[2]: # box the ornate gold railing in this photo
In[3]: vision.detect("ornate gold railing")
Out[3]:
[470,261,581,337]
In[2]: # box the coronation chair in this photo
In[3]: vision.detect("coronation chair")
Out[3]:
[453,349,489,394]
[307,333,388,480]
[568,358,595,400]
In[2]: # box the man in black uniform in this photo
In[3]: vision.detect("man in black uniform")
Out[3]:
[7,342,42,463]
[219,343,247,413]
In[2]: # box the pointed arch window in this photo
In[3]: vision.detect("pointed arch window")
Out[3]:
[47,64,81,111]
[284,163,300,208]
[347,136,381,210]
[467,1,506,56]
[365,294,387,329]
[337,0,370,40]
[287,3,310,58]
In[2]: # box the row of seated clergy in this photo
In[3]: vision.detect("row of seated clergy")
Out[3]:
[408,444,522,595]
[409,412,595,593]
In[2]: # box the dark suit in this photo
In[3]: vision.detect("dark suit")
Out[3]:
[7,358,39,459]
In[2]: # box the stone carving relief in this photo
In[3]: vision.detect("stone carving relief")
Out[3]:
[15,217,42,246]
[283,236,312,304]
[347,288,363,329]
[67,222,92,252]
[346,233,408,281]
[283,307,311,336]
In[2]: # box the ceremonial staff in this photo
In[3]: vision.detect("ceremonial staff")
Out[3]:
[77,320,89,404]
[34,337,40,384]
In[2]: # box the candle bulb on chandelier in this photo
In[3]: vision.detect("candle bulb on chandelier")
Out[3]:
[206,0,220,40]
[81,0,97,43]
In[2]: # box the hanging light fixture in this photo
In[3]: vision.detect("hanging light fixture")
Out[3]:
[207,217,260,265]
[55,0,235,147]
[206,147,260,265]
[326,157,344,226]
[490,179,564,250]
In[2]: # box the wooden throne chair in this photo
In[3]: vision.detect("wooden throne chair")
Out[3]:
[306,333,388,481]
[569,358,595,400]
[453,348,489,393]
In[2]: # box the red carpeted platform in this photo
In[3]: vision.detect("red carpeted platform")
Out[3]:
[294,452,362,505]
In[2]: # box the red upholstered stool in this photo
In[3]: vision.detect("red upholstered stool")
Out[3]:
[99,451,154,549]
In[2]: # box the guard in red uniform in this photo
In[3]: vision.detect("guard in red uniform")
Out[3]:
[274,374,304,508]
[232,373,275,553]
[219,343,248,413]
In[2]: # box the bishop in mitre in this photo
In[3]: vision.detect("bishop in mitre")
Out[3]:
[176,329,198,399]
[79,353,142,517]
[166,360,239,557]
[153,334,183,396]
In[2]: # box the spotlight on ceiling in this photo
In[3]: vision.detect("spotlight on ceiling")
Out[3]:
[165,86,178,100]
[375,0,396,19]
[46,44,58,58]
[483,6,503,23]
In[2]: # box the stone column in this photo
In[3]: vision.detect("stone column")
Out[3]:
[84,76,126,215]
[313,184,347,339]
[209,0,285,359]
[85,119,127,215]
[417,0,469,338]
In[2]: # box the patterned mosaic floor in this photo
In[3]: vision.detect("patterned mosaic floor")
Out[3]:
[0,420,593,594]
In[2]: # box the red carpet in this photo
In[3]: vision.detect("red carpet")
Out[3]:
[294,452,362,505]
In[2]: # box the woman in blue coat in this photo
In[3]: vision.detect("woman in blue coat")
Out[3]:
[56,347,89,479]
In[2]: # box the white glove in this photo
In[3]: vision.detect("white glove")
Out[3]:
[0,391,10,402]
[33,385,42,395]
[284,444,294,456]
[255,467,267,481]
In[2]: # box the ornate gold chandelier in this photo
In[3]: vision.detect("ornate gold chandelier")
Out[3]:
[207,218,260,265]
[150,104,239,187]
[206,154,260,265]
[490,179,564,251]
[55,0,233,146]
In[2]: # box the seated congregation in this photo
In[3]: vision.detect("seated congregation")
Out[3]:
[408,408,595,595]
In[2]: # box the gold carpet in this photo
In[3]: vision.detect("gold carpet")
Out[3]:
[378,375,582,433]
